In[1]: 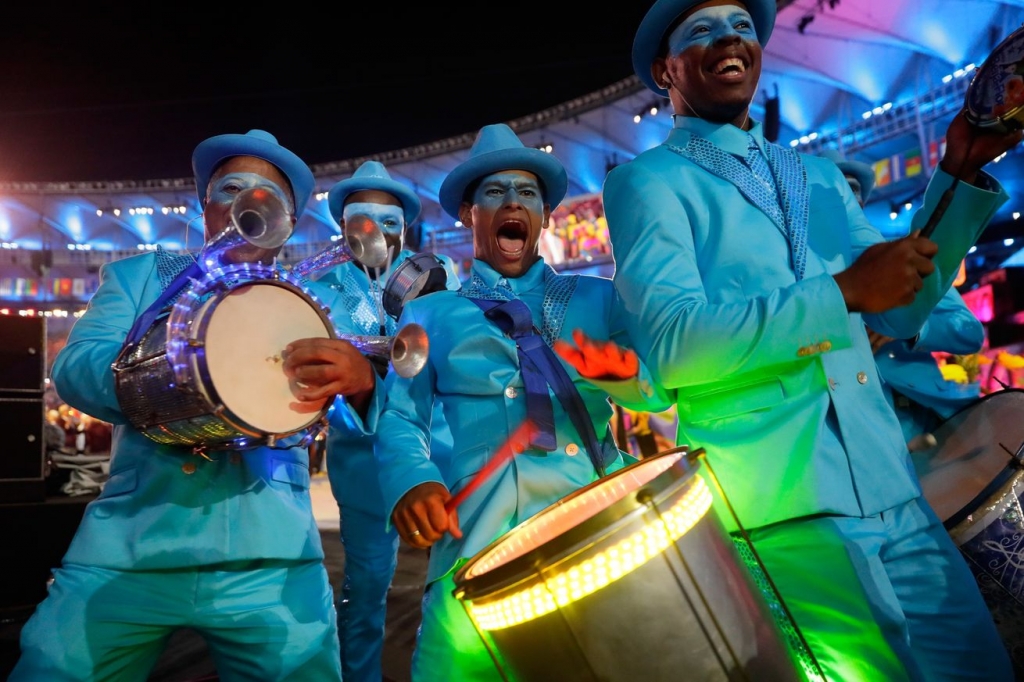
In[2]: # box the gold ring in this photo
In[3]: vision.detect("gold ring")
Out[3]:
[410,530,421,537]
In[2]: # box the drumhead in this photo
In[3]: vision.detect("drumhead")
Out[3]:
[912,389,1024,526]
[461,448,692,581]
[965,26,1024,130]
[197,281,334,435]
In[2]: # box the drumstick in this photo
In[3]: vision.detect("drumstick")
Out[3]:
[444,419,537,514]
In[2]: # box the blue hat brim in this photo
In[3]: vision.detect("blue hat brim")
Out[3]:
[837,160,876,203]
[438,147,568,219]
[632,0,777,97]
[192,133,315,218]
[327,175,422,227]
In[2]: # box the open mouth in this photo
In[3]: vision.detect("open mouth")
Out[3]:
[496,219,528,258]
[711,56,748,77]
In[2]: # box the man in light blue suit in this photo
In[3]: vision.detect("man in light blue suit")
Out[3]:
[821,149,985,449]
[11,130,383,682]
[374,123,672,681]
[315,159,460,682]
[602,1,1022,680]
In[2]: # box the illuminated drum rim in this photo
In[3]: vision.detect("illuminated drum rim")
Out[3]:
[965,25,1024,130]
[453,447,714,631]
[166,262,337,441]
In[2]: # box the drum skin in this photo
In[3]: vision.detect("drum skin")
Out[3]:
[453,449,803,682]
[113,279,334,449]
[911,389,1024,676]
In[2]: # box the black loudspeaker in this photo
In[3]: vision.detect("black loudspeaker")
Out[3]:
[762,85,780,143]
[0,398,46,502]
[0,316,47,502]
[0,315,45,391]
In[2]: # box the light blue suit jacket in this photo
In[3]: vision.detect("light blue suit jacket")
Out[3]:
[875,287,983,440]
[51,250,381,570]
[375,259,672,584]
[602,118,1007,530]
[319,250,459,518]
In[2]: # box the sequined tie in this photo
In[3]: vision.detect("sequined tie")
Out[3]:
[744,135,779,204]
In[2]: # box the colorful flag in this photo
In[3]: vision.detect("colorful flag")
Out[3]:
[874,159,891,188]
[905,148,923,177]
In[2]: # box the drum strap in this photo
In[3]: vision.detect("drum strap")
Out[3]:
[124,260,204,347]
[469,297,608,477]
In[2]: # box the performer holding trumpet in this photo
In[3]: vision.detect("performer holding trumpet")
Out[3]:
[10,129,382,682]
[288,159,460,682]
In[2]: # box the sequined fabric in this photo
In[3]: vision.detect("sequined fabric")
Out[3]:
[458,267,578,346]
[668,135,809,281]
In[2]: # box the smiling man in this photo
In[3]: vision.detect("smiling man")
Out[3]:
[373,123,671,681]
[600,0,1022,680]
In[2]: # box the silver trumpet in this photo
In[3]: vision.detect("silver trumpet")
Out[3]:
[290,213,389,279]
[203,186,295,265]
[339,322,429,378]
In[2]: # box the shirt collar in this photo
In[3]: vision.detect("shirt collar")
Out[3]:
[471,258,549,295]
[671,116,766,158]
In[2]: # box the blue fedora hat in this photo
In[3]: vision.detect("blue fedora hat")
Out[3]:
[633,0,777,96]
[192,129,315,217]
[819,148,876,202]
[327,160,422,227]
[438,123,568,219]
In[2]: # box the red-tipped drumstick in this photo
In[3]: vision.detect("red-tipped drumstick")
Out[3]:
[444,419,536,513]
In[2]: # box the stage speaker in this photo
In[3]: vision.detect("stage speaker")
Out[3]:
[0,398,46,502]
[0,315,45,391]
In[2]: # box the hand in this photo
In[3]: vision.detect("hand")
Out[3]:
[865,326,895,354]
[282,338,376,411]
[553,329,639,380]
[940,109,1024,184]
[834,231,938,313]
[392,481,462,549]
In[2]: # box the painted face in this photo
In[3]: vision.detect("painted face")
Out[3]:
[844,175,864,208]
[460,170,550,279]
[343,189,406,259]
[203,156,294,242]
[653,0,761,127]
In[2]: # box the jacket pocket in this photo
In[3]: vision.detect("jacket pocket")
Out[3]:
[683,377,785,423]
[270,458,310,490]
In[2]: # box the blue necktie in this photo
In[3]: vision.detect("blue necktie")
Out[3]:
[744,135,779,204]
[470,297,609,476]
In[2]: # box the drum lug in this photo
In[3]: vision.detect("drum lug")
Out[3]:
[187,338,204,348]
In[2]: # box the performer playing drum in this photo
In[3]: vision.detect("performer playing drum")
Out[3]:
[9,129,382,682]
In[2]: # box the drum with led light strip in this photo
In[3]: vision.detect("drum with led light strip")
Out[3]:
[452,447,804,682]
[113,263,335,450]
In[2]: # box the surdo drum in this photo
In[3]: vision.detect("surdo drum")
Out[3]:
[452,447,804,682]
[911,389,1024,673]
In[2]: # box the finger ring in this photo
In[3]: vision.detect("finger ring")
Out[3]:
[410,530,421,537]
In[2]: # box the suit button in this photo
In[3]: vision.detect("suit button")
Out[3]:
[797,347,809,357]
[828,378,838,390]
[182,462,197,475]
[819,340,832,352]
[857,371,868,384]
[565,443,579,456]
[505,386,518,399]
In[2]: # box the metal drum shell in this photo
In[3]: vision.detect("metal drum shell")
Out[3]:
[453,448,803,682]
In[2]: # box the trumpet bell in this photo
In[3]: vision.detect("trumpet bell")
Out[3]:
[338,322,430,379]
[203,187,294,265]
[290,214,389,279]
[389,322,430,378]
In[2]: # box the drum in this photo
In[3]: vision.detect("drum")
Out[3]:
[911,389,1024,674]
[113,273,335,449]
[965,25,1024,132]
[452,448,805,682]
[382,251,450,319]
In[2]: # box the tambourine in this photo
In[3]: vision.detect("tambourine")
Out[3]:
[382,251,450,320]
[965,24,1024,132]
